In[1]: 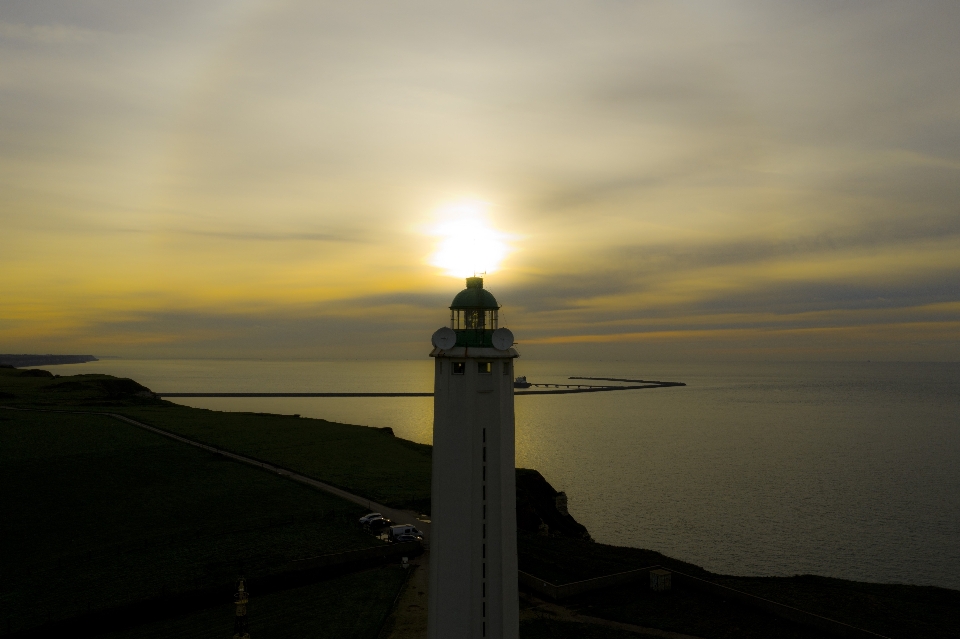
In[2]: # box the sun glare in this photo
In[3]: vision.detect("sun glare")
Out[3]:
[427,200,512,278]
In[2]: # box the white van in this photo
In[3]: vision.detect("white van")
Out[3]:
[389,524,423,540]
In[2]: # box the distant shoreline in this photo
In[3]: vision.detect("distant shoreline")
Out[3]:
[0,354,98,368]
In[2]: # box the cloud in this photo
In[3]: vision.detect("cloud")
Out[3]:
[163,228,366,243]
[1,1,959,360]
[0,21,96,45]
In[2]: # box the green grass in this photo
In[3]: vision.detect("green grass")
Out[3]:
[568,582,821,639]
[98,566,408,639]
[4,368,959,638]
[712,574,960,639]
[0,368,433,513]
[517,531,709,585]
[520,533,960,639]
[519,618,659,639]
[0,408,381,635]
[0,368,159,407]
[116,404,433,514]
[518,534,820,637]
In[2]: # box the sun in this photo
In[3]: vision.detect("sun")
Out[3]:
[427,200,512,278]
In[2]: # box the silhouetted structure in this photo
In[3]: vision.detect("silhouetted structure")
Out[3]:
[429,276,520,639]
[234,577,250,639]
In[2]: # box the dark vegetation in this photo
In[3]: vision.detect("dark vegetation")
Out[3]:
[713,574,960,639]
[555,580,824,639]
[2,368,958,638]
[0,407,386,636]
[519,534,820,638]
[519,534,960,638]
[97,566,408,639]
[0,355,98,367]
[516,469,592,540]
[518,532,708,585]
[119,405,434,515]
[518,618,650,639]
[0,368,432,514]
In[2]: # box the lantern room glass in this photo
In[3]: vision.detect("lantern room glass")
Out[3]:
[450,309,498,331]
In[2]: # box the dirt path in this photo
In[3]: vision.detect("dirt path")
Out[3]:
[379,552,431,639]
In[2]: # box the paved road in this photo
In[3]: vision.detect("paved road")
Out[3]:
[0,405,431,542]
[380,552,431,639]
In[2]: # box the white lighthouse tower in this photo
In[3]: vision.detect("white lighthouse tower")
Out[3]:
[428,276,519,639]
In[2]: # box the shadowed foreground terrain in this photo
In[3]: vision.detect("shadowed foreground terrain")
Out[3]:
[2,368,958,638]
[96,567,408,639]
[0,408,388,635]
[0,368,432,512]
[517,533,958,639]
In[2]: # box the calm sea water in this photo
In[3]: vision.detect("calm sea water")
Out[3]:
[46,358,960,589]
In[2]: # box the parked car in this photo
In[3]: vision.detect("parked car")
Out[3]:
[358,513,382,525]
[388,524,423,541]
[394,533,423,543]
[365,517,393,531]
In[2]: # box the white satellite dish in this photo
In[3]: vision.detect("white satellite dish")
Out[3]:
[431,327,457,350]
[491,327,514,351]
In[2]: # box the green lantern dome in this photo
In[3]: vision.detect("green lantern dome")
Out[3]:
[448,277,500,347]
[450,276,500,310]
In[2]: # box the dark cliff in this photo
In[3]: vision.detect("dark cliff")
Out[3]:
[516,468,591,540]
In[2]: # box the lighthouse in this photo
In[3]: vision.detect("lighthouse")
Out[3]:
[428,276,519,639]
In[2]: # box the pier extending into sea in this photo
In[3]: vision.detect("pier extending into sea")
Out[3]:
[155,377,685,398]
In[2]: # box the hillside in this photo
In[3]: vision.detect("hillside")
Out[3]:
[2,368,958,638]
[0,355,98,367]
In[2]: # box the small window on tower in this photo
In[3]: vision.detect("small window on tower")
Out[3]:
[479,362,492,374]
[503,361,510,375]
[452,362,465,375]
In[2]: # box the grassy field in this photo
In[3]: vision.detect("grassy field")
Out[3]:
[519,618,658,639]
[4,368,959,638]
[518,533,817,638]
[98,566,409,639]
[713,574,960,639]
[519,532,960,639]
[569,580,822,639]
[517,531,709,584]
[0,368,433,514]
[118,404,433,514]
[0,407,382,635]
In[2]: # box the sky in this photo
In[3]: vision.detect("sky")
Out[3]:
[2,0,959,361]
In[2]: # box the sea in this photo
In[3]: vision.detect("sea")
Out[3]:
[39,358,960,590]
